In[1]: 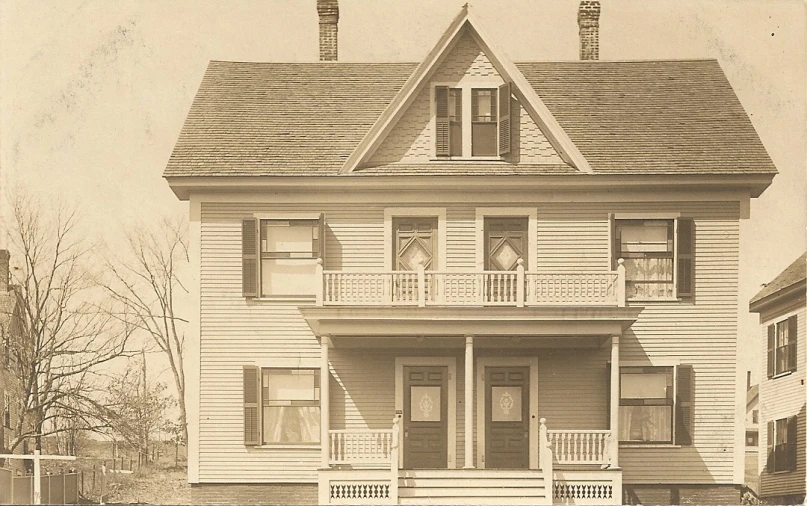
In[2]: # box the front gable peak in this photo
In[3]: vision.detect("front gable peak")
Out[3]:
[339,5,592,174]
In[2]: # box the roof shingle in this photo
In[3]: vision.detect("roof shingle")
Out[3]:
[163,59,777,178]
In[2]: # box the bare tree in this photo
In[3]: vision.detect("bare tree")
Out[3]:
[4,190,131,452]
[101,356,175,465]
[103,217,189,446]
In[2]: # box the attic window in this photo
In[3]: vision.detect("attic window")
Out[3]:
[435,82,511,159]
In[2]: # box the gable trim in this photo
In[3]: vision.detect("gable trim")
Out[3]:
[338,5,592,174]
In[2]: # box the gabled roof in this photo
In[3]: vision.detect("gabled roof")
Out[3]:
[338,4,591,174]
[750,252,807,307]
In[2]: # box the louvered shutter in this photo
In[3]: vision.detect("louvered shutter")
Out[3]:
[766,421,774,472]
[498,82,511,156]
[788,315,798,372]
[243,366,261,445]
[786,416,797,471]
[605,362,611,430]
[767,324,775,378]
[242,218,259,297]
[676,219,694,297]
[612,217,621,269]
[675,365,693,445]
[435,86,450,157]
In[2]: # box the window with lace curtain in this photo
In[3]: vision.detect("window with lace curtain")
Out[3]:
[614,218,693,300]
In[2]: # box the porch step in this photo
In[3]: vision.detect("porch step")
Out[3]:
[398,469,549,505]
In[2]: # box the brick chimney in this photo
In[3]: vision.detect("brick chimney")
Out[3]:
[317,0,339,61]
[0,250,9,293]
[578,0,601,60]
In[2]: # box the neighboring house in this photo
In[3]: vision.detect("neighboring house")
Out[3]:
[750,252,806,504]
[745,374,760,495]
[0,250,26,474]
[164,1,778,504]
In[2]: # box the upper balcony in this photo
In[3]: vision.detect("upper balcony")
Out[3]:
[315,259,626,308]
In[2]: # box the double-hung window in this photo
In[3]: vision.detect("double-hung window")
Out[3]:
[434,83,512,158]
[767,315,798,378]
[613,218,693,300]
[242,215,324,298]
[243,367,321,446]
[618,365,693,445]
[767,416,797,472]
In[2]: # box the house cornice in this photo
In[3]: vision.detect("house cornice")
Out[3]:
[165,173,774,201]
[748,278,807,314]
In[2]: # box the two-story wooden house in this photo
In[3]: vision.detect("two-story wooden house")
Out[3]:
[165,2,777,504]
[750,252,806,504]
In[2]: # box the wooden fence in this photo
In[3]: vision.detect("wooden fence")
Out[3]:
[0,467,79,504]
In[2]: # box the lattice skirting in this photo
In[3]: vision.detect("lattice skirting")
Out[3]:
[554,482,614,501]
[330,482,390,501]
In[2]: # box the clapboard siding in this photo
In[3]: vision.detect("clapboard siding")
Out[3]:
[197,199,742,485]
[758,304,806,498]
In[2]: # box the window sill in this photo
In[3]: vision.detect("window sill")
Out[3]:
[430,157,505,162]
[772,469,795,475]
[771,370,795,380]
[249,295,317,304]
[252,444,321,450]
[627,297,681,303]
[620,443,681,449]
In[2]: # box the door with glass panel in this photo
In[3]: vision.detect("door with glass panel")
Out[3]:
[485,367,529,469]
[261,369,321,445]
[403,366,448,469]
[484,218,528,303]
[393,218,436,303]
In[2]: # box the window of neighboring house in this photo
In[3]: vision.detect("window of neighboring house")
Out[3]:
[753,410,759,424]
[3,392,10,428]
[767,416,797,473]
[746,430,759,447]
[2,329,8,368]
[241,216,324,298]
[434,83,511,159]
[618,365,693,445]
[243,366,320,446]
[613,218,693,300]
[767,315,798,378]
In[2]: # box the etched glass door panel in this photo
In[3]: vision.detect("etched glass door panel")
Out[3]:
[403,366,448,469]
[485,367,529,469]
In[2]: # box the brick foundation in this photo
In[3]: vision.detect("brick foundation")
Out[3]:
[191,483,318,505]
[624,484,742,505]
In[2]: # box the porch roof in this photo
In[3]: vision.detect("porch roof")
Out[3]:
[300,306,642,345]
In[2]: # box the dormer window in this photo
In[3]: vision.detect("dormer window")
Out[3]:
[435,83,511,159]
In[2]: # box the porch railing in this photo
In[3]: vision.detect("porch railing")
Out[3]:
[547,429,611,466]
[329,429,394,466]
[316,259,626,308]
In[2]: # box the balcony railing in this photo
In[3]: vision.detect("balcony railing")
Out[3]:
[329,429,394,466]
[547,429,611,466]
[316,259,625,308]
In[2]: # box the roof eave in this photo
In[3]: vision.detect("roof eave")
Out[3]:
[164,172,775,201]
[749,278,807,313]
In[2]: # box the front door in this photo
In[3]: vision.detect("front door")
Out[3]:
[485,366,529,469]
[404,366,448,469]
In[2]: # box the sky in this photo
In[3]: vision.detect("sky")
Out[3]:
[1,0,805,387]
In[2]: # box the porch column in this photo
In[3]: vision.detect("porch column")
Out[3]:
[320,335,331,468]
[464,335,474,468]
[609,335,620,469]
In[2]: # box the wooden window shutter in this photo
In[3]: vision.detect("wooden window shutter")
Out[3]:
[766,421,774,472]
[605,362,611,430]
[242,218,259,297]
[498,82,511,156]
[612,218,621,270]
[767,324,775,378]
[435,86,450,157]
[787,416,797,471]
[788,315,798,372]
[243,366,261,445]
[676,219,694,297]
[675,365,693,445]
